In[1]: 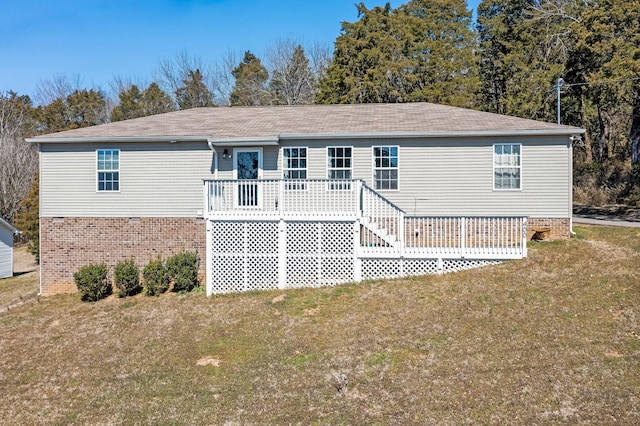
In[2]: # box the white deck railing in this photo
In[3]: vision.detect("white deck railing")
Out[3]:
[402,216,527,259]
[204,179,527,259]
[205,179,359,219]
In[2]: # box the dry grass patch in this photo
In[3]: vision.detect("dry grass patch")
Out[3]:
[0,246,38,308]
[1,225,639,424]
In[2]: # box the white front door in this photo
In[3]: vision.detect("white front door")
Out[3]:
[233,148,262,208]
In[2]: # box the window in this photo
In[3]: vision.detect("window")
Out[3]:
[493,143,521,190]
[327,147,352,190]
[97,149,120,191]
[283,147,307,190]
[373,146,398,190]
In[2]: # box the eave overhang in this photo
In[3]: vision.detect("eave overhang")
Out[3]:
[0,218,21,235]
[26,128,584,145]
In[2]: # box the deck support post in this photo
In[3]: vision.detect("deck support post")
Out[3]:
[278,219,287,289]
[353,219,362,282]
[205,220,213,296]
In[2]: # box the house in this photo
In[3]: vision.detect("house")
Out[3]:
[27,103,584,296]
[0,217,21,279]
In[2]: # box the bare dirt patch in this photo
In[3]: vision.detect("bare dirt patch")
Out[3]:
[13,245,37,274]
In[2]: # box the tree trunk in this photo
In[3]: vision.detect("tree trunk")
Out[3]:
[597,105,610,162]
[630,87,640,164]
[581,91,593,163]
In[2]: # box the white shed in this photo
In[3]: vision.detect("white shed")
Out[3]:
[0,217,21,279]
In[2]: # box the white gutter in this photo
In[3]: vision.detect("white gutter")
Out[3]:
[279,129,586,140]
[25,136,210,144]
[206,136,280,146]
[27,129,585,144]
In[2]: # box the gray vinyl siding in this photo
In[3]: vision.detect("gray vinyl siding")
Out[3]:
[40,142,214,217]
[40,136,570,219]
[0,226,13,279]
[277,136,570,218]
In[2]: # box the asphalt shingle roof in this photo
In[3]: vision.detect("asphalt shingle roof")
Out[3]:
[31,103,583,141]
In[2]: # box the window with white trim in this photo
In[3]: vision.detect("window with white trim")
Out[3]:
[327,147,352,190]
[97,149,120,191]
[373,146,398,190]
[283,147,307,190]
[493,143,521,190]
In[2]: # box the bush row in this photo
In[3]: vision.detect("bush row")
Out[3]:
[74,251,200,302]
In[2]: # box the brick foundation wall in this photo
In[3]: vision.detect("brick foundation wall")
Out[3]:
[40,217,206,296]
[526,217,571,240]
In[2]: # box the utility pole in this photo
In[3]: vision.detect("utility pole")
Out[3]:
[556,78,564,125]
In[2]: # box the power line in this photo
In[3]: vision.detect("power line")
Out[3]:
[555,76,640,124]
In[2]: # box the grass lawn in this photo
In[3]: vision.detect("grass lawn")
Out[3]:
[1,225,639,424]
[0,246,39,309]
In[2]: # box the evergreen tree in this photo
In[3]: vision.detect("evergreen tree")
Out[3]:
[567,0,640,163]
[142,82,175,116]
[13,174,39,263]
[111,83,175,122]
[35,89,108,132]
[476,0,529,115]
[401,0,478,106]
[175,69,215,109]
[36,98,67,133]
[476,0,574,121]
[230,51,270,106]
[317,1,477,106]
[110,84,144,122]
[65,89,108,129]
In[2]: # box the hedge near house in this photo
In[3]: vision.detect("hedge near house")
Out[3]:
[114,259,141,297]
[166,251,200,293]
[74,263,110,302]
[142,257,170,296]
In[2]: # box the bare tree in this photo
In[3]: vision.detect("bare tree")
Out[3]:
[0,91,37,221]
[156,50,217,106]
[34,73,83,105]
[212,50,239,106]
[307,41,333,84]
[264,38,332,105]
[265,38,315,105]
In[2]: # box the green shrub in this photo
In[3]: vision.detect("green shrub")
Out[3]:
[166,250,200,293]
[142,257,170,296]
[114,259,141,298]
[74,263,111,302]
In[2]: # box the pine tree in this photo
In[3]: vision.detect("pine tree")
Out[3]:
[175,69,215,109]
[65,89,108,129]
[110,85,144,122]
[230,51,270,106]
[142,82,175,116]
[111,83,175,121]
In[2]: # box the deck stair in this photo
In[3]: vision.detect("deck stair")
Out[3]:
[360,184,405,249]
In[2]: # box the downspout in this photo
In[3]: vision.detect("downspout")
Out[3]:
[207,139,218,179]
[569,135,578,236]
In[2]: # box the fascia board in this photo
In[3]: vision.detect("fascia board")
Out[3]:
[278,129,585,140]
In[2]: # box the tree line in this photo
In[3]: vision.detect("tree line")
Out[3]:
[1,0,639,258]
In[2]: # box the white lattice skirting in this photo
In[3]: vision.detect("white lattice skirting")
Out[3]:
[206,219,505,295]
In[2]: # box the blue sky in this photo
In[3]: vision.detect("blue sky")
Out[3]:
[1,0,480,100]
